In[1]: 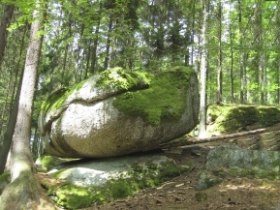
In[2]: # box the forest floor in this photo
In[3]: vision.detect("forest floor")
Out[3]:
[84,146,280,210]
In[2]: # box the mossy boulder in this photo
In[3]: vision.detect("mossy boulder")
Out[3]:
[207,105,280,134]
[39,67,199,158]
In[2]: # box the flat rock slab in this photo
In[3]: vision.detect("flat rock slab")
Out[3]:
[49,153,173,187]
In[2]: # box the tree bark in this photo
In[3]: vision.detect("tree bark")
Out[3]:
[0,1,56,209]
[238,0,247,104]
[275,1,280,104]
[255,0,265,104]
[0,73,22,174]
[198,0,209,138]
[216,0,223,104]
[9,2,42,181]
[104,16,113,70]
[0,5,14,68]
[0,25,27,174]
[90,2,102,74]
[229,23,234,102]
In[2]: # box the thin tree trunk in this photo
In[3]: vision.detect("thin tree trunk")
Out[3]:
[229,23,234,102]
[0,5,14,68]
[255,0,265,104]
[239,0,247,104]
[104,16,113,70]
[90,3,102,74]
[84,39,92,79]
[61,44,69,83]
[216,0,223,104]
[0,43,27,174]
[9,1,43,181]
[198,0,209,138]
[277,60,280,104]
[0,72,22,174]
[276,2,280,104]
[90,19,100,74]
[0,1,56,209]
[190,0,196,66]
[61,15,72,84]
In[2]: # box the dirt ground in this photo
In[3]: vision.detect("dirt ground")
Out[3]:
[86,146,280,210]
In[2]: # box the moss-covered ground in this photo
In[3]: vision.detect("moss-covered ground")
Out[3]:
[207,104,280,133]
[47,160,191,209]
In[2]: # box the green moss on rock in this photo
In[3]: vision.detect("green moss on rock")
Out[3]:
[207,105,280,133]
[113,66,195,125]
[50,160,191,209]
[96,67,151,90]
[54,184,94,209]
[41,80,87,114]
[36,155,64,172]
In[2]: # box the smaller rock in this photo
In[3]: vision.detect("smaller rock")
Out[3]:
[49,154,171,187]
[46,153,191,209]
[207,145,280,179]
[195,171,222,190]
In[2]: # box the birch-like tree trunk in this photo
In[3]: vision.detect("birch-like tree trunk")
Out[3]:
[198,0,209,138]
[229,23,235,102]
[216,0,223,104]
[239,0,247,104]
[9,2,42,181]
[0,1,56,209]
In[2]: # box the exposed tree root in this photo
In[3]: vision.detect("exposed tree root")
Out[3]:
[0,171,58,210]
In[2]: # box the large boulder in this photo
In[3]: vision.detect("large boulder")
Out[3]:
[39,67,199,158]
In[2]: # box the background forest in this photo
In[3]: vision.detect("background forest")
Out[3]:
[1,0,280,158]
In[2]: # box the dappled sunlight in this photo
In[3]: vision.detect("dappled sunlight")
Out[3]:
[219,179,278,193]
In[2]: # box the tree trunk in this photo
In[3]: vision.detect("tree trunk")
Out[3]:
[255,0,265,104]
[198,0,209,138]
[277,59,280,104]
[0,5,14,68]
[190,0,196,66]
[0,71,22,174]
[0,1,56,209]
[104,16,113,70]
[90,2,102,74]
[216,0,223,104]
[84,39,92,79]
[0,25,27,174]
[229,23,234,102]
[239,0,247,104]
[9,3,42,181]
[276,1,280,104]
